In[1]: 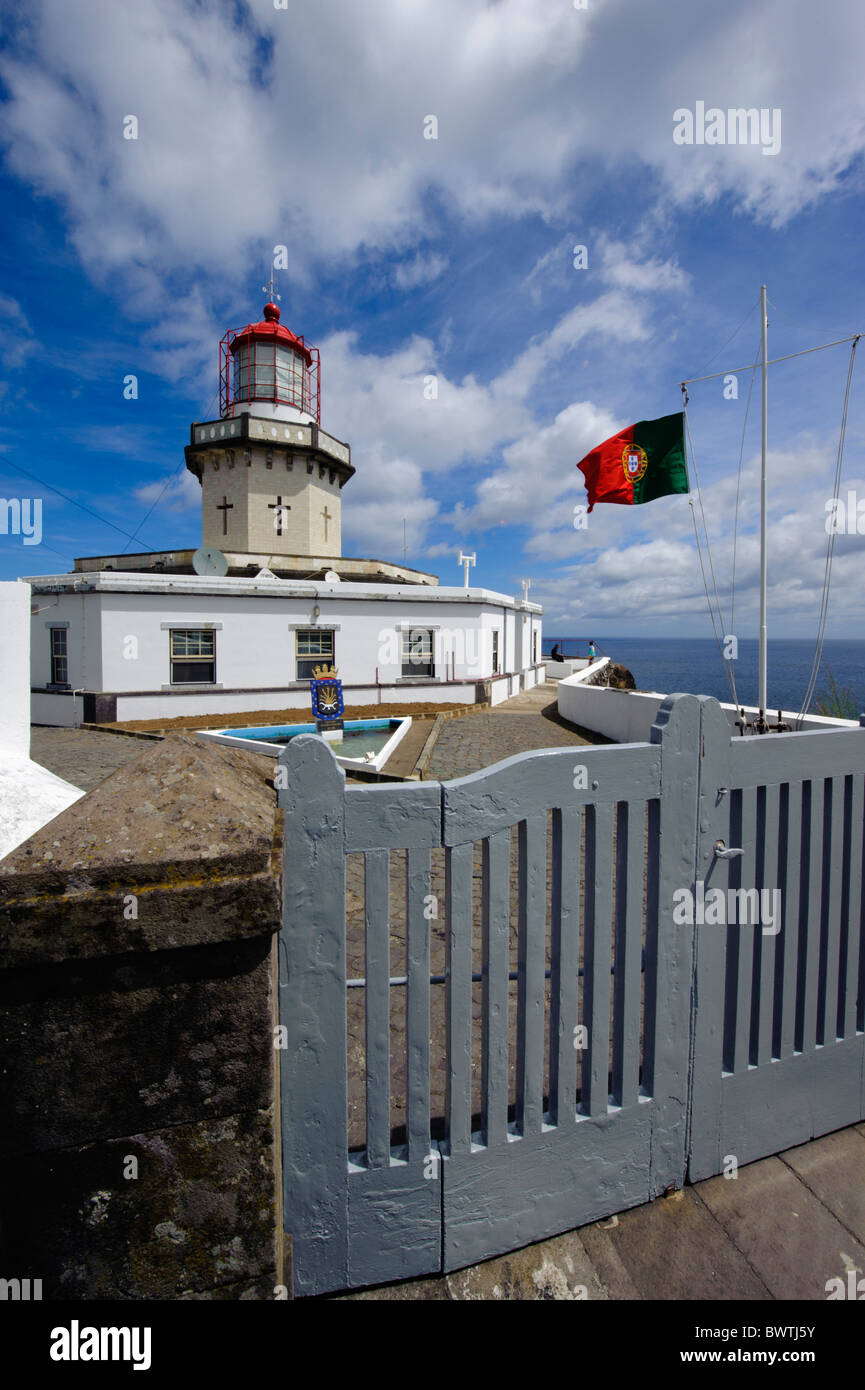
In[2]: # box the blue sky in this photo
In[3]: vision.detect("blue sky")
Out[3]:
[1,0,864,641]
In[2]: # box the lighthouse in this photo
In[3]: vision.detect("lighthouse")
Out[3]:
[26,288,545,727]
[184,296,354,559]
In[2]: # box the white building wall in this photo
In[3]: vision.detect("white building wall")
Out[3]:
[0,582,83,858]
[29,589,104,693]
[26,575,544,724]
[1,582,32,755]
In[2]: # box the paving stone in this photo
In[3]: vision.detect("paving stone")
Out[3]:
[589,1187,772,1301]
[445,1227,608,1301]
[697,1149,865,1301]
[577,1221,643,1299]
[780,1127,865,1246]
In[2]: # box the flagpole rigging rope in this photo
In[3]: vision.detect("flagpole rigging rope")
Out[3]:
[691,299,760,381]
[766,296,854,340]
[682,388,741,709]
[681,334,861,387]
[795,335,860,726]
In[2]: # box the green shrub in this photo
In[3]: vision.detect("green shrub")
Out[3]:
[813,669,860,720]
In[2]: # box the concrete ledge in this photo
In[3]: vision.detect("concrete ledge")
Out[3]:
[0,733,282,968]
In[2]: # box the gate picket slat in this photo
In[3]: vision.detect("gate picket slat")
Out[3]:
[756,784,780,1066]
[779,783,802,1061]
[482,830,511,1148]
[730,787,756,1073]
[843,774,865,1038]
[802,780,824,1054]
[406,846,431,1163]
[364,849,391,1168]
[640,798,661,1096]
[582,803,613,1118]
[446,842,474,1155]
[516,813,547,1135]
[549,805,580,1128]
[613,802,643,1109]
[821,776,844,1043]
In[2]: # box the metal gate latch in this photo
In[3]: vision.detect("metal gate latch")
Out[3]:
[713,839,744,859]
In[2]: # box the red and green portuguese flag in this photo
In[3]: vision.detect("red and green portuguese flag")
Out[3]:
[577,411,689,512]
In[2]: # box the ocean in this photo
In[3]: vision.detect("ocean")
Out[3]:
[541,636,865,716]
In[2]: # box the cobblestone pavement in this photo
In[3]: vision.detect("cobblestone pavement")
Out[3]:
[425,685,597,781]
[426,712,591,779]
[30,727,155,793]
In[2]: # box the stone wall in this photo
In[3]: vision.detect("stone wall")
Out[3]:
[0,734,284,1300]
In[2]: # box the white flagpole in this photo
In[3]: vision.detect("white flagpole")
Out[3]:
[759,284,768,721]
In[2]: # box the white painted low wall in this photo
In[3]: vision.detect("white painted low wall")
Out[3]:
[31,667,553,727]
[0,582,84,860]
[557,683,664,742]
[557,672,861,742]
[544,657,590,680]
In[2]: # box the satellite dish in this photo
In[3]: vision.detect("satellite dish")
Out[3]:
[192,546,228,577]
[324,569,340,584]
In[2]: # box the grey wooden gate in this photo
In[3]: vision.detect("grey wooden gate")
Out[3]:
[688,697,865,1178]
[277,693,865,1296]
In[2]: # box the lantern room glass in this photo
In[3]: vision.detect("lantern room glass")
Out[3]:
[232,340,309,413]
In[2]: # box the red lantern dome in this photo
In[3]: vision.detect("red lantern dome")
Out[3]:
[219,302,321,424]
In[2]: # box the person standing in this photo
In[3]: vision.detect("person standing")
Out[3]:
[588,640,597,661]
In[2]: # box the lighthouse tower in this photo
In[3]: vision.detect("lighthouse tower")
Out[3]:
[185,293,354,560]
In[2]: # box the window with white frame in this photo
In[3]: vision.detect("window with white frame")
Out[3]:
[296,629,334,681]
[49,627,69,686]
[402,628,434,678]
[170,629,216,684]
[492,629,500,674]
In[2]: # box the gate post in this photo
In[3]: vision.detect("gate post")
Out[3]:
[648,694,703,1190]
[684,697,734,1181]
[277,735,348,1297]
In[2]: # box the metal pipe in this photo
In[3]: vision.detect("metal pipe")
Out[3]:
[759,285,768,720]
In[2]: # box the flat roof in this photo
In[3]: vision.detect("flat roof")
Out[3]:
[22,571,543,611]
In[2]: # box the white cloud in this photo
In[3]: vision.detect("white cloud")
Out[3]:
[393,253,449,290]
[1,0,862,319]
[134,468,200,512]
[449,398,621,531]
[339,450,438,556]
[597,238,691,295]
[0,295,37,370]
[530,445,865,633]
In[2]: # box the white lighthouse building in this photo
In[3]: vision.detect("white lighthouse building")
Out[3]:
[24,296,544,726]
[192,297,352,563]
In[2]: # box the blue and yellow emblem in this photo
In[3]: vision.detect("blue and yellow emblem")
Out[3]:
[310,664,344,720]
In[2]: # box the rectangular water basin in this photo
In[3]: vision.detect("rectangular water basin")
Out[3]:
[195,716,412,773]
